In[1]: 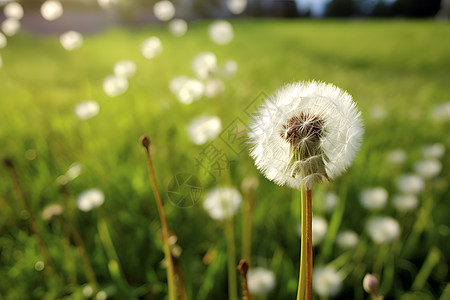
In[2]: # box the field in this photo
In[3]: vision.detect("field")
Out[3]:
[1,18,449,300]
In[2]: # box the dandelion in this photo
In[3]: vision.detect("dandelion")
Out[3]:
[42,204,64,221]
[1,18,20,36]
[431,102,450,121]
[397,174,424,195]
[203,187,241,220]
[65,162,83,181]
[187,116,222,145]
[153,0,175,22]
[77,189,104,212]
[414,159,442,179]
[226,0,247,15]
[192,52,217,80]
[247,267,276,296]
[313,266,343,297]
[75,100,100,119]
[422,143,445,159]
[366,216,400,244]
[141,36,163,59]
[169,19,187,37]
[336,230,359,250]
[4,2,24,20]
[386,149,407,165]
[323,192,338,213]
[40,0,63,21]
[204,78,225,98]
[59,31,83,51]
[209,20,234,45]
[360,187,388,211]
[222,59,238,77]
[114,60,136,78]
[393,194,418,212]
[103,75,128,97]
[97,0,118,9]
[369,106,387,120]
[171,77,204,104]
[0,32,6,48]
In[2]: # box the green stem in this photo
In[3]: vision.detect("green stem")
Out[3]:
[225,217,238,300]
[305,189,313,300]
[297,187,308,300]
[241,190,254,266]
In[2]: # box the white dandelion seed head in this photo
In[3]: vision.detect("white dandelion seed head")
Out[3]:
[386,149,407,165]
[97,0,118,9]
[4,2,24,20]
[187,115,222,145]
[169,19,187,37]
[414,159,442,179]
[59,31,83,51]
[204,78,225,98]
[209,20,234,45]
[66,162,82,181]
[323,192,339,213]
[297,216,328,246]
[153,0,175,22]
[192,52,217,80]
[360,187,388,211]
[393,194,418,212]
[141,36,162,59]
[247,267,276,296]
[75,100,99,119]
[366,216,400,244]
[103,75,128,97]
[226,0,247,15]
[203,187,242,220]
[397,174,424,195]
[248,81,364,190]
[77,189,105,212]
[223,59,238,77]
[422,143,445,159]
[114,60,136,78]
[0,32,6,48]
[1,18,20,36]
[170,77,204,104]
[336,230,359,250]
[40,1,63,21]
[431,102,450,121]
[313,266,343,297]
[82,284,94,298]
[42,203,64,221]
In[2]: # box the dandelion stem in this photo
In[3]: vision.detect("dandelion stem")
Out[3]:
[140,136,177,300]
[225,216,238,300]
[237,259,251,300]
[297,186,307,300]
[241,188,254,266]
[305,189,313,300]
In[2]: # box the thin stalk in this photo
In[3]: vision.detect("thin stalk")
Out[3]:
[296,186,307,300]
[237,260,251,300]
[225,216,238,300]
[141,136,177,300]
[305,189,313,300]
[241,189,254,266]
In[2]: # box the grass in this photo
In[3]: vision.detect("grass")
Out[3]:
[0,18,449,299]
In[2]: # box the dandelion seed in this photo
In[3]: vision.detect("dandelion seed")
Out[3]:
[203,187,242,220]
[75,100,99,119]
[422,143,445,159]
[153,0,175,22]
[77,189,104,212]
[313,266,343,297]
[141,36,162,59]
[0,32,6,48]
[4,2,24,20]
[248,81,364,190]
[114,60,136,78]
[187,115,222,145]
[1,18,20,36]
[386,149,407,165]
[169,19,187,37]
[397,174,424,195]
[226,0,247,15]
[42,204,64,221]
[336,230,359,250]
[366,216,400,244]
[192,52,217,80]
[59,31,83,51]
[103,75,128,97]
[40,0,63,21]
[247,267,276,296]
[204,78,225,98]
[431,102,450,121]
[414,159,442,179]
[209,20,234,45]
[360,187,388,211]
[393,194,418,212]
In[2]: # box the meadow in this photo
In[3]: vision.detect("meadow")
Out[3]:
[0,18,449,300]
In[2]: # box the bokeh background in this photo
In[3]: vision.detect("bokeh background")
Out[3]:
[1,0,449,299]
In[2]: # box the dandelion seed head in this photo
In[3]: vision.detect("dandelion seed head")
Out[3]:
[366,216,400,244]
[393,194,418,212]
[169,19,187,37]
[247,267,276,296]
[114,60,136,78]
[170,77,204,104]
[42,204,64,221]
[82,284,94,297]
[203,187,242,220]
[75,100,99,119]
[187,116,222,145]
[336,230,359,250]
[313,266,343,297]
[141,36,162,59]
[360,187,388,211]
[431,102,450,121]
[2,18,20,36]
[59,31,83,51]
[414,159,442,179]
[386,149,407,165]
[103,75,128,97]
[192,52,217,80]
[223,59,238,77]
[77,189,105,212]
[4,2,24,20]
[40,1,63,21]
[422,143,445,159]
[204,78,225,98]
[323,192,338,213]
[66,162,82,181]
[97,0,118,9]
[209,20,234,45]
[226,0,247,15]
[96,291,107,300]
[397,174,424,195]
[153,0,175,22]
[0,32,6,48]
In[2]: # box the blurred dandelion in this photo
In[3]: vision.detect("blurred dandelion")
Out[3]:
[97,0,118,9]
[187,115,222,145]
[226,0,247,15]
[75,100,100,119]
[204,78,225,98]
[169,19,187,37]
[393,194,418,212]
[0,55,2,69]
[141,36,163,59]
[312,216,328,246]
[170,76,204,104]
[1,18,20,36]
[360,187,388,211]
[422,143,445,159]
[203,187,242,220]
[153,0,175,22]
[192,52,217,80]
[366,216,400,244]
[323,192,339,213]
[247,267,276,296]
[209,20,234,45]
[59,31,83,51]
[4,2,24,20]
[65,162,83,181]
[369,106,387,120]
[103,75,128,97]
[313,266,343,297]
[42,204,64,221]
[397,174,424,195]
[34,261,45,272]
[431,102,450,121]
[40,0,63,21]
[114,60,136,78]
[221,59,238,77]
[414,159,442,179]
[77,189,105,212]
[386,149,407,165]
[336,230,359,250]
[0,32,6,48]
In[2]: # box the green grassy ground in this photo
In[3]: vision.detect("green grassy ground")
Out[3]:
[0,19,449,299]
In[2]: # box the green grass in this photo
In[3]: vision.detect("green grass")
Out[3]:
[1,19,449,300]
